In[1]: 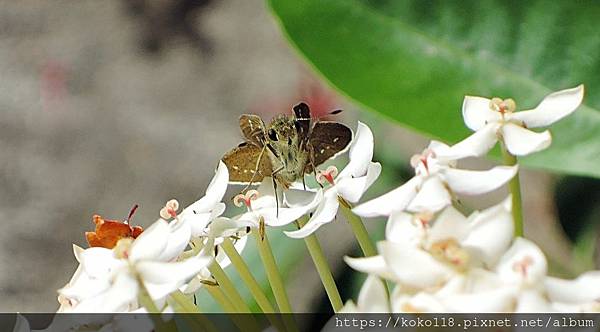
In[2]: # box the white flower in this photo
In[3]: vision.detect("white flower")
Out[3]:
[346,199,514,289]
[545,272,600,311]
[234,178,323,229]
[340,275,390,313]
[353,141,517,217]
[178,161,229,237]
[59,219,211,312]
[285,122,381,238]
[456,85,584,156]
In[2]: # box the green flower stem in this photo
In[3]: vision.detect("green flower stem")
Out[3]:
[205,285,237,313]
[207,262,252,313]
[295,216,343,312]
[221,238,276,313]
[170,290,201,313]
[339,197,377,257]
[253,224,293,313]
[253,222,299,332]
[206,285,260,332]
[338,197,391,300]
[136,274,177,332]
[170,291,219,332]
[501,144,524,237]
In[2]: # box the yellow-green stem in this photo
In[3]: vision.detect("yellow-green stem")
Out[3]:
[170,290,201,313]
[253,226,293,313]
[338,198,390,300]
[221,238,276,313]
[501,145,524,237]
[207,262,252,313]
[296,216,343,312]
[205,285,237,313]
[136,274,176,332]
[206,285,260,332]
[339,197,377,256]
[253,223,299,332]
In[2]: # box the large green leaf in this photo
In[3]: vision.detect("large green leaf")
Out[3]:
[268,0,600,178]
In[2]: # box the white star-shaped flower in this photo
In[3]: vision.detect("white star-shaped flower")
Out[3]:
[346,198,514,289]
[352,141,517,218]
[454,85,584,157]
[59,219,211,312]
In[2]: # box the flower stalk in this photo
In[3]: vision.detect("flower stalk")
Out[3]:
[339,197,377,257]
[501,143,524,237]
[253,220,293,313]
[205,284,238,313]
[221,237,276,313]
[207,262,252,313]
[296,215,343,312]
[170,290,201,313]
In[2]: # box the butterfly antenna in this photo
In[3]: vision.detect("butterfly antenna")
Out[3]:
[124,204,139,224]
[329,109,343,115]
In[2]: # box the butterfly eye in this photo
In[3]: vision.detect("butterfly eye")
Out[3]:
[268,129,278,141]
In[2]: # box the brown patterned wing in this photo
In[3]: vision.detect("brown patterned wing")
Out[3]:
[239,114,266,147]
[308,121,352,168]
[221,142,272,183]
[293,102,312,145]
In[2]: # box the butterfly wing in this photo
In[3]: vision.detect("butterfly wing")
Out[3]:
[293,102,312,146]
[239,114,266,147]
[222,142,272,183]
[308,121,352,169]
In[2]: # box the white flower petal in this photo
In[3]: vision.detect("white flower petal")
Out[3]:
[344,255,396,281]
[353,176,421,217]
[516,290,554,312]
[407,176,451,213]
[338,121,374,178]
[72,273,138,313]
[545,271,600,304]
[440,286,517,312]
[336,162,381,203]
[79,247,123,278]
[501,123,551,156]
[380,241,453,289]
[462,198,514,267]
[392,292,446,312]
[495,237,547,286]
[442,165,517,196]
[428,206,469,244]
[184,161,229,214]
[284,189,338,238]
[157,220,192,262]
[137,255,212,285]
[356,275,390,312]
[129,219,170,262]
[385,211,423,244]
[511,85,584,128]
[59,267,112,302]
[462,96,502,131]
[436,123,499,160]
[284,187,319,207]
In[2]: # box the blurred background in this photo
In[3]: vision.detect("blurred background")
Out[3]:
[0,0,597,314]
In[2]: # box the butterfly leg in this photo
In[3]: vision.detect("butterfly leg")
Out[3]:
[270,165,284,218]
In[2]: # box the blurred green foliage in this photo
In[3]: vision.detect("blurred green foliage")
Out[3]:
[268,0,600,178]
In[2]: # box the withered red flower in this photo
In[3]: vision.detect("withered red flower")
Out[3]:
[85,207,143,249]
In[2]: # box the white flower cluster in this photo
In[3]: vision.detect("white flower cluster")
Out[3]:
[53,120,381,314]
[343,85,600,313]
[47,84,598,319]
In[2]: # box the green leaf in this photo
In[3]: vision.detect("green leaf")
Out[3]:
[268,0,600,178]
